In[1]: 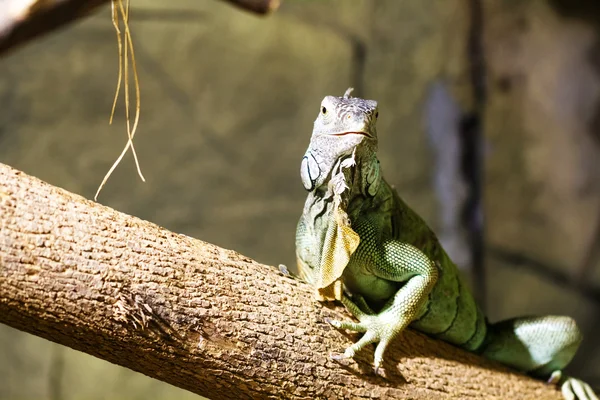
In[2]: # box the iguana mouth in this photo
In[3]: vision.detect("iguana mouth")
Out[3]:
[328,131,373,138]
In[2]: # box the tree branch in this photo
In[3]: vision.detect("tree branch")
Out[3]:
[0,163,560,399]
[0,0,280,56]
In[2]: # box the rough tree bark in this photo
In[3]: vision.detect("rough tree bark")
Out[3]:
[0,0,280,55]
[0,163,561,400]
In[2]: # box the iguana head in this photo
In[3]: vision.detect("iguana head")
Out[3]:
[313,87,379,140]
[301,88,379,192]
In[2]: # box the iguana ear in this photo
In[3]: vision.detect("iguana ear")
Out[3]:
[300,152,321,191]
[314,206,360,301]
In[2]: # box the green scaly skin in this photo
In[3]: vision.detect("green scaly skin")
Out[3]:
[295,88,597,400]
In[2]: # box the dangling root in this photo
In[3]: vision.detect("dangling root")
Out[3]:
[95,0,144,201]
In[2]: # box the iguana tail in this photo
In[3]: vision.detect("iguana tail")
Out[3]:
[479,315,582,378]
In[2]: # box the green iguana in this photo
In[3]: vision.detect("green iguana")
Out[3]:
[295,88,597,400]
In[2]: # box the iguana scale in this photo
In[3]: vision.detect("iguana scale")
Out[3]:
[295,88,597,400]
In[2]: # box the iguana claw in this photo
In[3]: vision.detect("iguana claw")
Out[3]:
[278,264,290,276]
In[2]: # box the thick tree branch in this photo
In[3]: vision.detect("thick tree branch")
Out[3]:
[0,0,279,56]
[0,163,560,399]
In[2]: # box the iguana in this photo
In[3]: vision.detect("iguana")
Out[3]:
[295,88,597,400]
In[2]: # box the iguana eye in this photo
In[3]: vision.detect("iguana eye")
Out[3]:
[375,112,379,119]
[321,106,327,114]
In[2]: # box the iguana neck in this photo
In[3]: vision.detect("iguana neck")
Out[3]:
[303,144,382,218]
[333,145,382,206]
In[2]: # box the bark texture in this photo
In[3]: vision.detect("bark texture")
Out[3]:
[0,163,561,399]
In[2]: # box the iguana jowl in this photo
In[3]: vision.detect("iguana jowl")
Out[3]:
[295,88,597,400]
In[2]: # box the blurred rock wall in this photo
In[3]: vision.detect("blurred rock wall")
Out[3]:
[0,0,598,398]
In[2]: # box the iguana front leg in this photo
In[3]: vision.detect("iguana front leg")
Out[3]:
[327,227,438,372]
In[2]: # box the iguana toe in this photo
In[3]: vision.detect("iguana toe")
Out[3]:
[325,317,366,333]
[552,371,598,400]
[329,331,376,362]
[561,377,598,400]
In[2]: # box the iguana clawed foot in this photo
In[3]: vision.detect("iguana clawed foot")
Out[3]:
[326,295,406,374]
[549,371,598,400]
